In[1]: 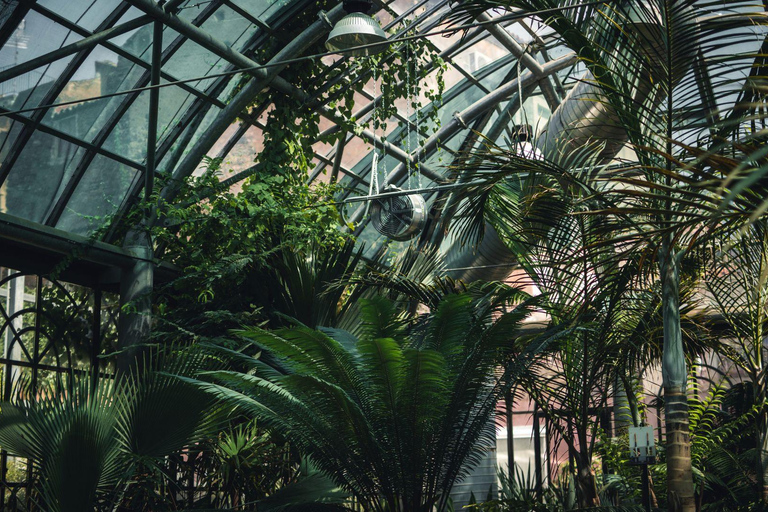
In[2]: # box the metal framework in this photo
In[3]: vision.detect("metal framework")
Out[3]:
[0,1,759,510]
[0,268,120,509]
[0,0,583,247]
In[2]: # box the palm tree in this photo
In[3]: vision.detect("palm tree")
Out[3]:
[515,221,647,507]
[445,1,767,510]
[190,289,558,512]
[481,176,708,507]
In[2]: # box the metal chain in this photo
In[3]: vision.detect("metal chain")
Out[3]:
[406,40,412,191]
[414,48,422,190]
[371,63,379,196]
[380,60,387,186]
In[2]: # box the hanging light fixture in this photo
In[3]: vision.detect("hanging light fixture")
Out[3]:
[326,0,387,57]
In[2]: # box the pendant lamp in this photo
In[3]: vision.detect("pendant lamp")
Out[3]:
[326,0,387,56]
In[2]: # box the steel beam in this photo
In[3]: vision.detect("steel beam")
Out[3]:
[330,136,348,184]
[221,0,274,36]
[145,20,163,206]
[476,12,561,110]
[162,0,188,13]
[0,212,157,271]
[344,52,577,225]
[0,16,152,85]
[121,0,347,220]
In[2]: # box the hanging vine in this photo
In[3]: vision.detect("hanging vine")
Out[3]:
[126,8,450,301]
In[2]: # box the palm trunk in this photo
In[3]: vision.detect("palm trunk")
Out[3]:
[660,242,695,512]
[664,387,694,512]
[624,374,642,428]
[574,451,600,508]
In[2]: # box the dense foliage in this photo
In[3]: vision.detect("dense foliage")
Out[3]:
[190,290,551,512]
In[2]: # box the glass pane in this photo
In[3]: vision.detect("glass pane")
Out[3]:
[55,154,140,236]
[0,10,81,66]
[216,123,261,177]
[174,101,222,175]
[38,280,93,370]
[2,131,85,223]
[41,46,146,141]
[102,90,149,162]
[163,6,259,91]
[38,0,119,32]
[0,271,35,368]
[158,86,196,142]
[86,64,146,144]
[229,0,287,20]
[0,12,84,111]
[0,119,23,192]
[104,81,197,163]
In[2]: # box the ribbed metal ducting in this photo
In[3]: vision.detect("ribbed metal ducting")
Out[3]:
[445,222,519,282]
[535,70,651,167]
[445,4,697,284]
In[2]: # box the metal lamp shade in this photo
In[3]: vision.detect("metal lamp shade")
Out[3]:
[325,13,387,56]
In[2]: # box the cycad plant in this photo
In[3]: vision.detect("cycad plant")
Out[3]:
[192,289,556,512]
[687,383,763,510]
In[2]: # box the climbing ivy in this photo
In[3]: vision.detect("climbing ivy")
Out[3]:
[237,14,447,201]
[117,9,448,316]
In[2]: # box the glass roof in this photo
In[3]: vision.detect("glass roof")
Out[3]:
[0,0,759,258]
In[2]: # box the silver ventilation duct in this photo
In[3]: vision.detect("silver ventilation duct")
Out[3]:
[445,2,698,283]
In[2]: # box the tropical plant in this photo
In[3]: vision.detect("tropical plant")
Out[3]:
[468,466,566,512]
[703,221,768,503]
[192,418,301,509]
[189,289,559,512]
[501,208,640,507]
[497,199,695,508]
[445,1,768,511]
[0,346,226,511]
[453,169,710,508]
[643,382,764,511]
[0,346,352,511]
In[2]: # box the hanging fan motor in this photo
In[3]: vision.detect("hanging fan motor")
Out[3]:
[370,185,426,241]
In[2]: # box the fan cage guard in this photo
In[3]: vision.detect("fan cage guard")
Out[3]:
[370,188,427,241]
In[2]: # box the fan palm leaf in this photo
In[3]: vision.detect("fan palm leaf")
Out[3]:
[0,377,122,512]
[0,345,231,511]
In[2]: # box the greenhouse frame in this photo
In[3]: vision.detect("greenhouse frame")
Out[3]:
[0,0,766,510]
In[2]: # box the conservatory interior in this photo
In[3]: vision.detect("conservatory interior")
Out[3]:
[0,0,765,510]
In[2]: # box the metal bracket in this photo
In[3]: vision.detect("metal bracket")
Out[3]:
[453,111,468,129]
[318,10,334,30]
